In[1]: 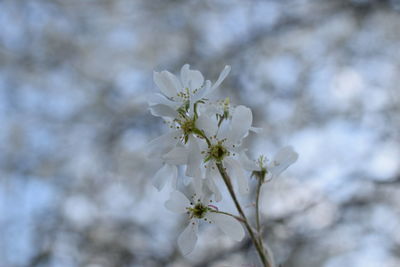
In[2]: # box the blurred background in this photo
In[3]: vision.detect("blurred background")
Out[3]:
[1,0,400,266]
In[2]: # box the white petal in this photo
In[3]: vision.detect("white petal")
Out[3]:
[178,220,198,256]
[227,105,253,145]
[149,104,179,118]
[273,146,299,164]
[205,162,222,201]
[147,93,179,108]
[200,188,213,205]
[269,146,299,177]
[209,65,231,93]
[191,80,211,102]
[154,71,180,98]
[180,64,190,88]
[180,64,204,90]
[216,118,230,141]
[163,146,188,165]
[196,114,218,138]
[146,130,180,158]
[201,100,220,117]
[239,151,259,171]
[187,100,195,118]
[205,175,222,202]
[191,176,204,197]
[185,136,202,177]
[169,165,178,189]
[206,212,244,241]
[225,158,249,195]
[165,191,190,213]
[152,164,176,191]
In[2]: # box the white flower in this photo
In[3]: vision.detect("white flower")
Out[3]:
[165,188,245,255]
[240,146,299,181]
[149,64,231,118]
[197,105,255,198]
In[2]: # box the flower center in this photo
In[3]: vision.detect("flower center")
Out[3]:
[180,119,195,136]
[209,143,228,162]
[173,116,197,143]
[188,203,208,219]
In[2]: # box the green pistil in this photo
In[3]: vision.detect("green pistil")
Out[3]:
[206,142,229,162]
[188,203,209,219]
[180,119,195,136]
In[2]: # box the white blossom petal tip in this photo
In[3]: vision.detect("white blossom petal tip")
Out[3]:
[162,146,189,165]
[239,151,259,171]
[269,146,299,177]
[225,158,249,195]
[153,71,178,98]
[228,105,253,145]
[152,164,177,191]
[165,191,190,214]
[185,136,202,178]
[148,104,179,118]
[213,65,231,87]
[275,146,299,165]
[178,220,198,256]
[181,64,204,90]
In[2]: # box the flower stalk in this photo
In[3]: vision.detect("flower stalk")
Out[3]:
[216,162,272,267]
[209,209,245,223]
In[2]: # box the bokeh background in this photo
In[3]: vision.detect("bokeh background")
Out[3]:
[1,0,400,266]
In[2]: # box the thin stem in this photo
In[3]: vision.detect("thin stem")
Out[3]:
[216,163,271,267]
[255,177,267,256]
[255,178,262,233]
[217,114,224,127]
[255,177,275,267]
[209,209,245,223]
[193,128,211,146]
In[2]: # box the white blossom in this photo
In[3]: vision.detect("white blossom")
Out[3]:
[196,105,256,198]
[165,187,244,255]
[149,64,231,118]
[240,146,299,181]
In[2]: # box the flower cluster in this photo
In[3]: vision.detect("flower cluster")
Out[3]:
[148,64,298,256]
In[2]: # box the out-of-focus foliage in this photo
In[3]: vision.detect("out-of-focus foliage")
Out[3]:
[1,0,400,266]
